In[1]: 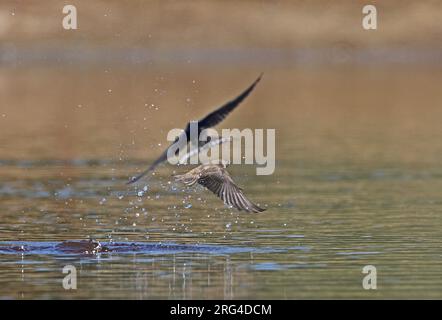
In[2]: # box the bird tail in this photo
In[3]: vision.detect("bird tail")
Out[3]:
[173,173,198,186]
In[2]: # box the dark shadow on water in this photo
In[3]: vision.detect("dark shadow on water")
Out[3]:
[0,240,288,256]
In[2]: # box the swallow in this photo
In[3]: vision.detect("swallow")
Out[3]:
[173,163,266,213]
[127,74,263,184]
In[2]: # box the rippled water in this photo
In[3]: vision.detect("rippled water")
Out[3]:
[1,66,442,299]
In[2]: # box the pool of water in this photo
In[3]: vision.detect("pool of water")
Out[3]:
[1,66,442,299]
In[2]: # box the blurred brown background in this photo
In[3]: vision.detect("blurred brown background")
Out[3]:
[2,1,442,163]
[2,0,442,48]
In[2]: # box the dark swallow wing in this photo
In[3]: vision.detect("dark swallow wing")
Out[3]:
[127,74,262,184]
[197,167,265,213]
[126,147,170,184]
[198,74,262,130]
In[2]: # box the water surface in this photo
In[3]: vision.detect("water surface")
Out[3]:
[1,66,442,299]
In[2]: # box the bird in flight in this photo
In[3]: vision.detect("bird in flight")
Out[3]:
[127,74,263,184]
[173,163,266,213]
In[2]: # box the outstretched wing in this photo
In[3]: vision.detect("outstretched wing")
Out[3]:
[198,74,262,130]
[197,167,265,213]
[127,74,262,184]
